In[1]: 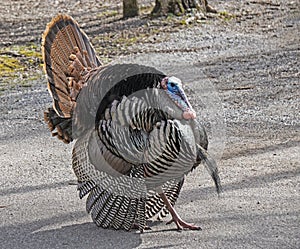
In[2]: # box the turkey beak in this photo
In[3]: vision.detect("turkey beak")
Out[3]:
[177,87,196,120]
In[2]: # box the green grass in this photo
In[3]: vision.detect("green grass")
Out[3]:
[0,43,43,92]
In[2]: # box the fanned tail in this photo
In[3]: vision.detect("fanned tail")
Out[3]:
[42,14,101,143]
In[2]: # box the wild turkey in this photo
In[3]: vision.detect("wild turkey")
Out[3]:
[42,14,221,232]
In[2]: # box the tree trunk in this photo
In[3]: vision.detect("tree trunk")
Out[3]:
[152,0,216,16]
[123,0,139,18]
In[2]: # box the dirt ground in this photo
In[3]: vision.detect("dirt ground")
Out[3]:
[0,0,299,249]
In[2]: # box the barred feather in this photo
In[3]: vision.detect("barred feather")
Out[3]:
[77,180,97,199]
[94,193,116,227]
[123,199,138,231]
[145,179,184,220]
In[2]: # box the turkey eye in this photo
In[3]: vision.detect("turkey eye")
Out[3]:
[170,83,175,87]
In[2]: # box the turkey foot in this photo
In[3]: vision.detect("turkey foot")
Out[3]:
[166,217,201,230]
[159,192,202,231]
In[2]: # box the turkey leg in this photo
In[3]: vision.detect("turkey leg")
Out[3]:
[159,192,201,230]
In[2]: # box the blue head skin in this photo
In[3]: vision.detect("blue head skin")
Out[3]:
[161,76,196,120]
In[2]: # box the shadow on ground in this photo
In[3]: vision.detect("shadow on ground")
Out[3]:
[0,212,142,249]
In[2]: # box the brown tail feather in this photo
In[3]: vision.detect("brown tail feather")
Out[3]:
[42,14,101,142]
[44,107,73,143]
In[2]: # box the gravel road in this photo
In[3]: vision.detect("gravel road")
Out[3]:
[0,1,299,248]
